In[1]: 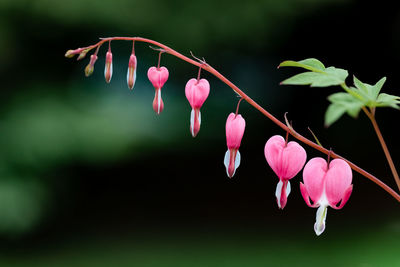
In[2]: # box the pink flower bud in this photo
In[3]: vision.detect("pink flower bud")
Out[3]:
[185,78,210,137]
[127,54,137,90]
[65,48,85,58]
[77,49,89,61]
[148,66,169,114]
[104,51,113,83]
[300,157,353,236]
[264,135,307,209]
[85,54,98,77]
[224,113,246,178]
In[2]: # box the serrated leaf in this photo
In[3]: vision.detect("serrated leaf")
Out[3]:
[281,68,348,87]
[279,58,348,87]
[370,77,386,99]
[327,92,363,119]
[353,76,369,94]
[325,103,346,127]
[376,93,400,109]
[352,76,387,107]
[280,72,322,85]
[279,58,326,72]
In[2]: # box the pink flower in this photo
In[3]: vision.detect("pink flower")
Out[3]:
[300,157,353,236]
[104,51,113,83]
[224,113,246,178]
[264,135,307,209]
[185,78,210,137]
[147,66,169,115]
[127,54,137,90]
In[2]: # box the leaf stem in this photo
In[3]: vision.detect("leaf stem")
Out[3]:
[75,36,400,202]
[367,109,400,191]
[340,82,400,192]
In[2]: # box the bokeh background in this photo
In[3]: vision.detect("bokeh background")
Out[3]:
[1,0,400,266]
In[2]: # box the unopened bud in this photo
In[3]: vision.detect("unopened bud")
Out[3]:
[85,54,98,77]
[65,50,76,58]
[77,49,89,61]
[65,48,85,58]
[126,54,137,90]
[104,51,113,83]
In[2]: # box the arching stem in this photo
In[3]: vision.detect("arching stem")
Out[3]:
[72,36,400,202]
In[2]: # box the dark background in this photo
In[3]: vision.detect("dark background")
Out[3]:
[1,0,400,266]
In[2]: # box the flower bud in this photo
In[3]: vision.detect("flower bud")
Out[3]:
[85,54,98,77]
[104,51,113,83]
[77,49,89,61]
[65,48,84,58]
[127,54,137,90]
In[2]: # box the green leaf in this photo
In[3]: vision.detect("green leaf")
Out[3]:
[352,76,387,107]
[280,72,321,85]
[325,103,346,127]
[279,58,325,73]
[325,92,364,126]
[353,76,370,94]
[370,77,386,99]
[279,58,348,87]
[281,69,348,87]
[376,93,400,109]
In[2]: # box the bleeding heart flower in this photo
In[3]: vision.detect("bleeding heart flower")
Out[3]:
[147,66,169,114]
[224,113,246,178]
[127,53,137,90]
[104,51,113,83]
[264,135,307,209]
[300,157,353,236]
[185,78,210,137]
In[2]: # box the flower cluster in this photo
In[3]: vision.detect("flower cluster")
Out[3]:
[65,39,354,236]
[264,135,353,235]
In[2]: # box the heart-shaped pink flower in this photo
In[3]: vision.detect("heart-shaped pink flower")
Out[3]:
[148,66,169,114]
[224,113,246,178]
[148,66,169,89]
[300,157,353,236]
[185,78,210,137]
[264,135,307,209]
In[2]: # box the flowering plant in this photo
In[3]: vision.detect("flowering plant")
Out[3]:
[66,37,400,235]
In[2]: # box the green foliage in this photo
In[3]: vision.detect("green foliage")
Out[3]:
[279,58,348,87]
[279,58,400,127]
[325,92,363,127]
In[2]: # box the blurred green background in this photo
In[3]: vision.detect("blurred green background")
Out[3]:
[1,0,400,266]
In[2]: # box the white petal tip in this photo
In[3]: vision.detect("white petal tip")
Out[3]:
[314,223,325,236]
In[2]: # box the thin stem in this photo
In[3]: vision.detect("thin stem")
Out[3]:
[157,51,163,69]
[340,83,400,191]
[74,36,400,202]
[285,129,289,146]
[327,148,332,167]
[196,65,202,83]
[235,97,244,117]
[369,112,400,191]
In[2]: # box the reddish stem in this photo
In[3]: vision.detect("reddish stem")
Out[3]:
[235,97,244,117]
[75,36,400,203]
[196,65,202,83]
[157,51,163,69]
